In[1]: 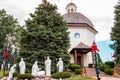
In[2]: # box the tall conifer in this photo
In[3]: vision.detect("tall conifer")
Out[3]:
[111,0,120,66]
[20,1,70,72]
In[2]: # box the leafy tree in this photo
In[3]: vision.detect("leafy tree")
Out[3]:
[20,1,70,72]
[110,0,120,66]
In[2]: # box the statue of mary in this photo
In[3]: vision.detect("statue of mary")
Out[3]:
[31,61,39,76]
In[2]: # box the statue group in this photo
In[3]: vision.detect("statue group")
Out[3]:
[8,57,63,79]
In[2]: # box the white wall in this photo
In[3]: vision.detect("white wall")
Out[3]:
[68,26,96,67]
[68,27,87,52]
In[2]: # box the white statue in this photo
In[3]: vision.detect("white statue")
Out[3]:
[9,64,16,80]
[6,33,13,44]
[11,44,16,54]
[31,61,39,76]
[57,58,63,72]
[8,63,10,70]
[19,58,26,74]
[45,56,51,76]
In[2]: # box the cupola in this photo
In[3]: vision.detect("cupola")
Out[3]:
[66,2,77,13]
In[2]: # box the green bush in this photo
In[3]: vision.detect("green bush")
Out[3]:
[104,68,113,75]
[13,71,18,77]
[52,72,71,79]
[88,64,93,68]
[17,73,34,79]
[99,63,110,72]
[68,63,74,68]
[69,64,82,71]
[75,69,82,75]
[105,61,115,68]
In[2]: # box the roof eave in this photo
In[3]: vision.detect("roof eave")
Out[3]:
[67,23,98,34]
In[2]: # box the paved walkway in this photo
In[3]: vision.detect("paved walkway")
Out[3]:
[99,77,120,80]
[86,68,120,80]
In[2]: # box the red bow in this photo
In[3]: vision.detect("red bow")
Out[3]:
[4,49,10,59]
[91,44,99,53]
[112,54,116,58]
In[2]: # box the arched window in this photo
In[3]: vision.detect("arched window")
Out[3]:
[71,8,73,12]
[68,9,70,12]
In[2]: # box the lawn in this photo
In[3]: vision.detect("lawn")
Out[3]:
[65,76,96,80]
[0,71,9,79]
[0,71,4,79]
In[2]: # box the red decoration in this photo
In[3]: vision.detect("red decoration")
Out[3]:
[12,58,14,61]
[4,49,10,59]
[91,44,99,53]
[112,54,117,58]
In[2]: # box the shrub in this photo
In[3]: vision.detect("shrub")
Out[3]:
[99,63,104,71]
[13,71,18,77]
[69,64,82,71]
[52,72,71,79]
[17,73,34,79]
[99,63,110,72]
[105,61,115,68]
[88,63,93,68]
[68,63,74,68]
[75,69,83,75]
[104,68,113,75]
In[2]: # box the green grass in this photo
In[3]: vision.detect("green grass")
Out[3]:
[0,71,4,79]
[0,70,9,79]
[65,76,96,80]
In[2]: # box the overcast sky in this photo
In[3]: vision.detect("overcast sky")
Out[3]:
[0,0,118,41]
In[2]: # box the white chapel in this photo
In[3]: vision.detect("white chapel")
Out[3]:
[63,2,98,67]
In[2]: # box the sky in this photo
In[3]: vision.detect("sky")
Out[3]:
[0,0,118,41]
[96,40,115,62]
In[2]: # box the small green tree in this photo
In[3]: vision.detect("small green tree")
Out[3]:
[20,1,70,72]
[110,0,120,66]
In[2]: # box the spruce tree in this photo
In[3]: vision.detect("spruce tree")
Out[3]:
[111,0,120,66]
[0,9,20,67]
[20,1,70,72]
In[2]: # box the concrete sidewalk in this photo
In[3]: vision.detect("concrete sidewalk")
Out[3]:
[94,77,120,80]
[86,68,120,80]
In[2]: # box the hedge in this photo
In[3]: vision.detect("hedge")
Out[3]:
[105,61,115,68]
[75,69,83,75]
[17,73,34,79]
[52,72,71,79]
[69,63,82,71]
[104,68,113,75]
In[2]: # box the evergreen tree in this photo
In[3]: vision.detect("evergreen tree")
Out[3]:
[0,9,20,65]
[20,1,70,72]
[111,0,120,66]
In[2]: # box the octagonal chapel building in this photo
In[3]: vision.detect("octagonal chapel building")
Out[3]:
[63,2,98,67]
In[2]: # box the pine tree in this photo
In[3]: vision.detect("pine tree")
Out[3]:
[0,9,20,65]
[20,1,70,72]
[111,0,120,66]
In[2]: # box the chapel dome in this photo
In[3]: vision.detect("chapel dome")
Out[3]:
[63,2,95,29]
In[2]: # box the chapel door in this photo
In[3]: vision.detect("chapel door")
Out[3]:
[77,55,83,66]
